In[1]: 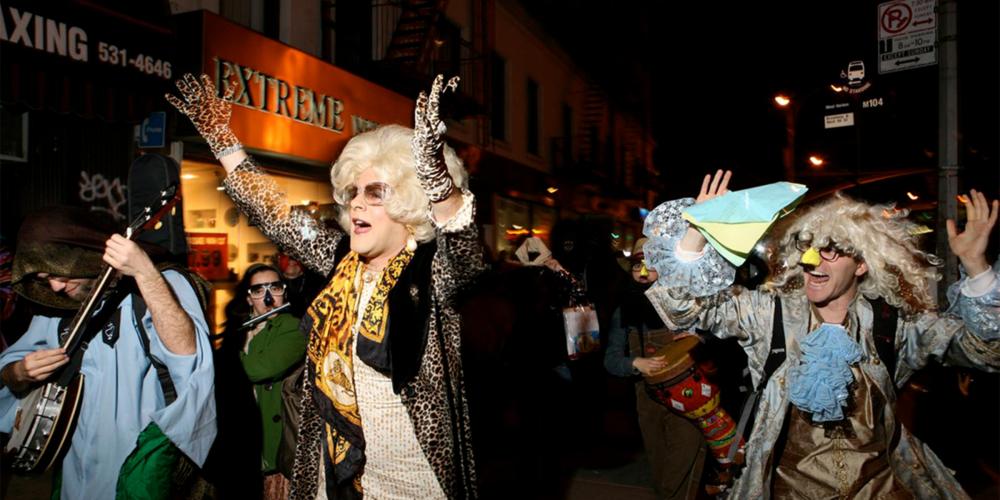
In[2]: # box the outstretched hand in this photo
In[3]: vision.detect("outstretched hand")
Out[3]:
[679,169,732,252]
[947,189,998,276]
[412,74,460,204]
[696,169,732,204]
[165,73,241,159]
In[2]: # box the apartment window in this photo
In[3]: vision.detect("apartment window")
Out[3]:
[321,0,335,62]
[0,107,28,162]
[262,0,280,39]
[491,53,507,141]
[220,0,279,38]
[526,78,540,155]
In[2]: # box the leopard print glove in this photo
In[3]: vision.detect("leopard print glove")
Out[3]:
[165,73,242,159]
[412,75,460,203]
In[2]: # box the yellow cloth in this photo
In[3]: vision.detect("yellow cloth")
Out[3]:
[305,248,413,486]
[680,181,807,265]
[680,217,775,265]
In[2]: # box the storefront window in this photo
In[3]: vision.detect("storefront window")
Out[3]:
[494,196,530,256]
[181,160,334,331]
[494,195,561,262]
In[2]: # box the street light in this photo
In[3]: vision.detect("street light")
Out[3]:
[808,155,825,167]
[774,93,797,181]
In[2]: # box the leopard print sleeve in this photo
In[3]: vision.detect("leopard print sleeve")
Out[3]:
[223,156,343,276]
[431,190,488,302]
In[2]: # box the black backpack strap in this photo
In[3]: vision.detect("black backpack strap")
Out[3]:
[131,293,178,405]
[869,297,899,379]
[729,295,786,462]
[55,289,129,387]
[762,295,787,383]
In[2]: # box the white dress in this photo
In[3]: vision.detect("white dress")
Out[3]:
[316,268,446,499]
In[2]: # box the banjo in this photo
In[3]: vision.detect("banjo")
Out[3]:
[4,186,181,473]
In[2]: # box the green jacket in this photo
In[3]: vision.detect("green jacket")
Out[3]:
[240,313,306,473]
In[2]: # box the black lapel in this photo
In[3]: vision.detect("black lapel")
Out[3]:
[387,240,437,394]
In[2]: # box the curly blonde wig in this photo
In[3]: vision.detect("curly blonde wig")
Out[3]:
[330,124,468,243]
[766,193,941,314]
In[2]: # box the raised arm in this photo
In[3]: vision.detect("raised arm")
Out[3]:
[104,235,195,354]
[414,76,488,298]
[167,74,342,275]
[887,191,1000,381]
[641,171,770,341]
[678,169,732,253]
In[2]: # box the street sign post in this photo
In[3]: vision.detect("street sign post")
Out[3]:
[878,0,937,75]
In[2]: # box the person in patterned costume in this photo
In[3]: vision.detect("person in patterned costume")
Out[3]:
[643,170,999,499]
[169,74,484,499]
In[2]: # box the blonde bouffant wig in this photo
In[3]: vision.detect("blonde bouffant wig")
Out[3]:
[330,124,468,244]
[766,193,941,314]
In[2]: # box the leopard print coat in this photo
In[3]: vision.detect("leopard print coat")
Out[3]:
[223,157,483,499]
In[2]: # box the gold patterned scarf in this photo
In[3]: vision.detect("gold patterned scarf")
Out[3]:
[304,248,414,490]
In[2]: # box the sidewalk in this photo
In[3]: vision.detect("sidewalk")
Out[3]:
[564,455,657,500]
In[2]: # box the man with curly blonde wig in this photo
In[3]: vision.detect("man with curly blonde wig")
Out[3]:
[169,74,483,499]
[643,170,999,499]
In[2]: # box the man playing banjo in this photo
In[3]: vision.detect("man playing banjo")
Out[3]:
[0,207,216,499]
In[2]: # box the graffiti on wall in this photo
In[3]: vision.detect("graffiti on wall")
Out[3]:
[79,171,126,221]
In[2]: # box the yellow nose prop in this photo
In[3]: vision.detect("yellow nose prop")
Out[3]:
[639,263,649,277]
[800,247,822,266]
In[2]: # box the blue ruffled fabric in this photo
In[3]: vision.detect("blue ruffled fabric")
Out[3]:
[946,266,1000,341]
[642,198,736,297]
[788,323,864,422]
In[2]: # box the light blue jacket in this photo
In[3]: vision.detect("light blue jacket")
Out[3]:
[0,270,217,500]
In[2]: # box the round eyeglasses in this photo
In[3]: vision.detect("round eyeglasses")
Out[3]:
[248,281,286,299]
[337,182,392,206]
[794,240,852,263]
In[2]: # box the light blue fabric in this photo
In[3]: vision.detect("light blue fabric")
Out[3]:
[643,198,736,297]
[682,181,807,224]
[946,267,1000,342]
[0,270,216,500]
[787,323,864,422]
[644,234,1000,497]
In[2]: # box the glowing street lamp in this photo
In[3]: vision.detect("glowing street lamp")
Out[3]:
[774,94,796,181]
[808,155,825,167]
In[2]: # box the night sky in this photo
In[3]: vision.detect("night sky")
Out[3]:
[523,0,999,204]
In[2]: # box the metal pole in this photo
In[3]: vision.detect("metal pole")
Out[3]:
[783,106,797,182]
[936,0,960,304]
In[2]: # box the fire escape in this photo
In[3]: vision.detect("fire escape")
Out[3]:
[330,0,489,138]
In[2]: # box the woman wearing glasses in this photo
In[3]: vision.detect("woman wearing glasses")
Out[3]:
[169,75,484,499]
[210,263,305,499]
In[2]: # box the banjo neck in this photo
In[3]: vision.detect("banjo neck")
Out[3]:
[59,185,181,356]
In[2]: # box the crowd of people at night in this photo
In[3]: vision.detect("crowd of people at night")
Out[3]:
[0,73,997,500]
